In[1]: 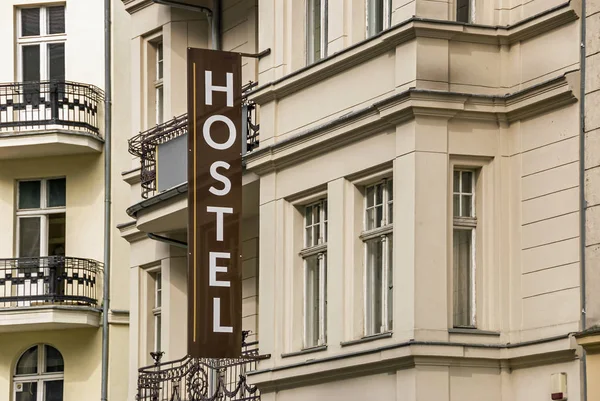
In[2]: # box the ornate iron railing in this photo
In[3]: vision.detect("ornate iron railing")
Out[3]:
[0,256,102,307]
[0,80,104,136]
[137,341,266,401]
[128,81,259,199]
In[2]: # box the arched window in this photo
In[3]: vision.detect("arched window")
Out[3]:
[13,345,63,401]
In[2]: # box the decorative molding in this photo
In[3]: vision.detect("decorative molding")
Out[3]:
[340,331,393,347]
[122,167,142,185]
[122,0,155,14]
[281,345,328,358]
[246,73,578,176]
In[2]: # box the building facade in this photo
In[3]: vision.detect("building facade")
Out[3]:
[0,1,130,401]
[120,0,591,401]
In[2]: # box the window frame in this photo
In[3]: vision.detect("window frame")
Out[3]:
[300,199,328,349]
[16,5,66,83]
[306,0,328,65]
[452,168,477,329]
[16,178,66,258]
[360,178,393,336]
[155,41,164,125]
[366,0,392,38]
[13,344,64,401]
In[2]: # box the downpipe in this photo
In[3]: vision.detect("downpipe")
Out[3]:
[101,0,112,399]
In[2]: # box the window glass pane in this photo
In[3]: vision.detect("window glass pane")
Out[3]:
[453,170,460,192]
[305,205,313,226]
[453,194,460,217]
[157,42,163,79]
[387,234,393,330]
[386,180,393,201]
[366,186,374,208]
[44,380,63,401]
[48,43,65,82]
[48,213,66,256]
[305,227,313,248]
[462,195,472,217]
[21,8,40,37]
[366,238,383,335]
[156,273,162,308]
[22,45,41,83]
[156,86,164,125]
[16,346,38,375]
[311,0,322,62]
[305,255,320,347]
[457,0,470,23]
[375,183,383,205]
[16,382,37,401]
[314,224,321,245]
[453,229,472,327]
[47,178,66,207]
[375,205,383,228]
[156,314,162,352]
[313,204,321,224]
[366,208,374,231]
[324,201,328,242]
[367,0,384,37]
[462,171,473,193]
[45,345,64,373]
[47,6,66,34]
[19,181,41,209]
[19,217,41,258]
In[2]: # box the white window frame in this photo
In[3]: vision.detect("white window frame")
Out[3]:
[452,169,477,328]
[361,178,393,336]
[300,199,327,348]
[16,6,67,82]
[155,41,164,125]
[13,344,64,401]
[366,0,392,38]
[306,0,328,64]
[16,178,66,258]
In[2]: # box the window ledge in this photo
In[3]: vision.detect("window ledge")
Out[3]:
[448,328,500,336]
[340,331,393,347]
[299,243,327,258]
[359,225,393,241]
[281,344,327,358]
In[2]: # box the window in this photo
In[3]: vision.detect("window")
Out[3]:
[17,6,66,83]
[366,0,391,38]
[307,0,327,64]
[301,199,327,348]
[452,169,476,327]
[17,179,66,258]
[361,179,393,336]
[155,41,164,125]
[153,272,162,353]
[456,0,472,23]
[13,345,64,401]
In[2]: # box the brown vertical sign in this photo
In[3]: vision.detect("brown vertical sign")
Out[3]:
[187,48,242,358]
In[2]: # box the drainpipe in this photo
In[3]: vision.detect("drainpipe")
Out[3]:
[100,0,112,399]
[579,0,588,400]
[212,0,221,50]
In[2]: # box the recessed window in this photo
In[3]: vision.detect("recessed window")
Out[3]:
[307,0,327,64]
[14,345,64,401]
[452,169,477,328]
[17,6,66,83]
[362,178,393,336]
[366,0,392,38]
[17,178,66,258]
[456,0,472,23]
[301,199,327,348]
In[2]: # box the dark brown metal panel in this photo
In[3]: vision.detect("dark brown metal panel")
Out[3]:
[187,48,242,358]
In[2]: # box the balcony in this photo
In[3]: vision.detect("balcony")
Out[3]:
[0,80,104,159]
[137,341,265,401]
[128,84,259,199]
[0,256,103,332]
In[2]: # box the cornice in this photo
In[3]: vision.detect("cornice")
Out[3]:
[249,1,578,105]
[122,0,155,14]
[249,336,577,392]
[246,72,579,176]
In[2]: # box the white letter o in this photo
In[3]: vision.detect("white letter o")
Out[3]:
[203,115,236,150]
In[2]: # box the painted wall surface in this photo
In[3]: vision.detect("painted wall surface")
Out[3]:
[0,328,101,401]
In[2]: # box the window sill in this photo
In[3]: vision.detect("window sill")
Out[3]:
[340,331,393,347]
[299,243,327,258]
[281,344,327,358]
[448,328,500,336]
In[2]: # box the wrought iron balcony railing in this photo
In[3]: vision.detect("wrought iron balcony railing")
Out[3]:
[0,256,102,308]
[128,82,259,199]
[137,341,265,401]
[0,80,104,136]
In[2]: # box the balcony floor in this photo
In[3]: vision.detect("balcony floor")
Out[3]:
[0,305,101,332]
[0,128,103,159]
